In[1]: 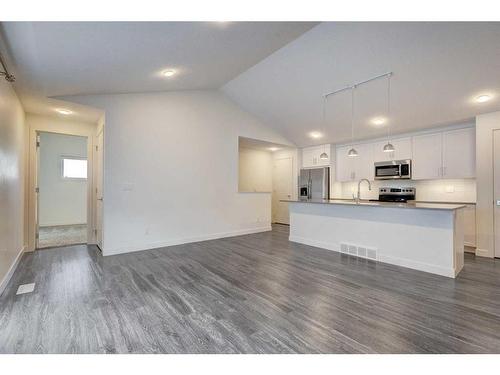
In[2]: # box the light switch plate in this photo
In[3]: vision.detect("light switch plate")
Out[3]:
[16,283,35,295]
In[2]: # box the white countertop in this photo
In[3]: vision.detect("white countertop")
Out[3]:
[282,199,466,211]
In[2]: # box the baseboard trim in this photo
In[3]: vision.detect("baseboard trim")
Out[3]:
[104,226,272,256]
[0,246,25,296]
[475,247,492,258]
[39,222,87,228]
[289,235,456,278]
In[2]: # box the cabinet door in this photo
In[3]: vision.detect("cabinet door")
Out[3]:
[335,145,355,182]
[302,148,314,168]
[392,137,412,160]
[442,128,475,179]
[372,140,392,163]
[315,145,331,166]
[412,133,442,180]
[463,204,476,247]
[372,137,412,163]
[353,143,374,180]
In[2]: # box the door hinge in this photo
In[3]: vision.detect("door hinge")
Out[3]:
[95,145,98,151]
[35,187,39,193]
[35,232,39,239]
[94,229,97,236]
[36,135,40,148]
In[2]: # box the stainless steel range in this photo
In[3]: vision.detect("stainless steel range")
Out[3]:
[378,187,416,202]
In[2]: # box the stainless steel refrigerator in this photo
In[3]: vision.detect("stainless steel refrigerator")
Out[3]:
[299,167,330,200]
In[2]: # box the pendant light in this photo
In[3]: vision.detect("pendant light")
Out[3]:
[348,86,358,157]
[383,73,395,153]
[319,96,329,160]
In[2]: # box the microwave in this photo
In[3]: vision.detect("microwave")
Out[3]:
[374,159,412,180]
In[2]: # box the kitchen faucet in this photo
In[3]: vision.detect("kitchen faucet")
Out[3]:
[356,179,372,202]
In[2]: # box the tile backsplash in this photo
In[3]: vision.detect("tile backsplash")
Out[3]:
[332,179,476,203]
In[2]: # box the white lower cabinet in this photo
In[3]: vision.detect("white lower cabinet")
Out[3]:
[464,204,476,248]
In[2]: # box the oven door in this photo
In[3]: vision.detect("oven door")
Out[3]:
[374,163,401,180]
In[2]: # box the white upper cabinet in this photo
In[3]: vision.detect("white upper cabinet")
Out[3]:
[412,127,476,180]
[442,128,475,179]
[334,126,475,183]
[353,143,374,180]
[302,145,330,168]
[336,145,355,182]
[302,148,314,168]
[412,133,443,180]
[372,137,412,162]
[335,143,373,181]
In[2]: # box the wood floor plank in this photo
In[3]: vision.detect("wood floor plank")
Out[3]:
[1,224,500,353]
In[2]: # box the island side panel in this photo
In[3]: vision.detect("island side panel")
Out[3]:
[453,208,465,276]
[288,202,458,278]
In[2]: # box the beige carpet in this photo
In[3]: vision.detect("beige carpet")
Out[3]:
[38,224,87,249]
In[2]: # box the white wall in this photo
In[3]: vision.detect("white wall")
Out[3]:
[38,132,87,226]
[63,90,294,255]
[238,147,273,192]
[475,111,500,258]
[0,78,26,293]
[334,179,477,203]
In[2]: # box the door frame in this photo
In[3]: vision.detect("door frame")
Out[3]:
[27,119,98,252]
[94,125,104,250]
[493,129,500,258]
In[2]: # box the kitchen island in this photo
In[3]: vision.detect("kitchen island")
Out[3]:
[283,199,465,278]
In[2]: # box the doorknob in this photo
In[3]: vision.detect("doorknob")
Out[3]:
[97,198,103,201]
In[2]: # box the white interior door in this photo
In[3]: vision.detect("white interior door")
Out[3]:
[95,128,104,249]
[494,130,500,258]
[273,157,293,225]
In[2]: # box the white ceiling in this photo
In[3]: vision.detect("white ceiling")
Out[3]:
[239,136,292,152]
[223,22,500,147]
[0,21,316,123]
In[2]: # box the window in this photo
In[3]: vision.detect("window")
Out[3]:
[62,157,87,179]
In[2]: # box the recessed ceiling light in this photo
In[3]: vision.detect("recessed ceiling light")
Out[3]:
[162,69,176,78]
[268,147,280,152]
[371,117,386,126]
[309,131,323,139]
[56,109,72,115]
[475,94,492,103]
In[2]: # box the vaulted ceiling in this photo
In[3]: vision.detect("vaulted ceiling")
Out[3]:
[1,21,500,145]
[0,21,316,123]
[223,22,500,147]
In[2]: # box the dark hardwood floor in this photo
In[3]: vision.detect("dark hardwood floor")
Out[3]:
[1,224,500,353]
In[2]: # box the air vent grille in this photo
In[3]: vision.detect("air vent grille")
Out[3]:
[340,243,377,261]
